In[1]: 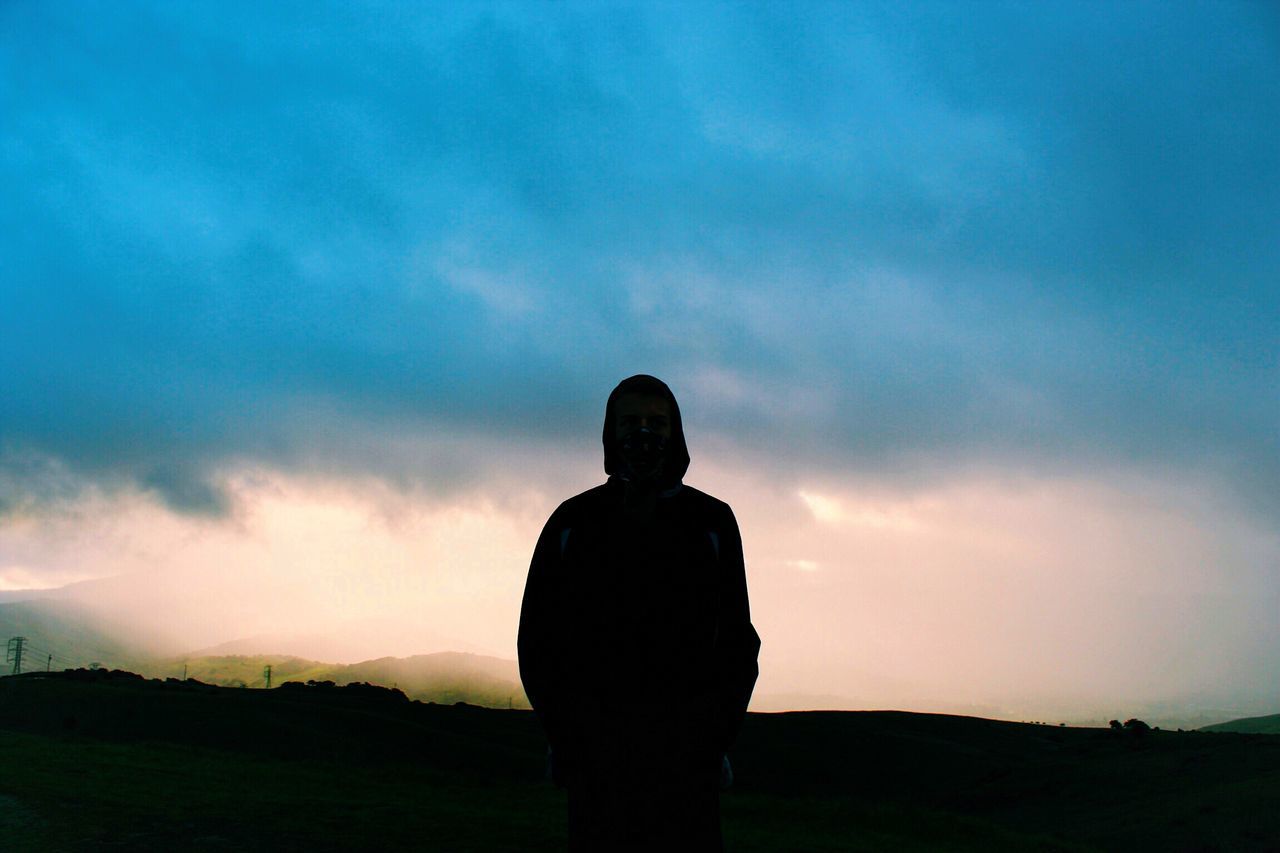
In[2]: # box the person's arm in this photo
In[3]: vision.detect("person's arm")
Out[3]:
[517,510,568,763]
[715,505,761,754]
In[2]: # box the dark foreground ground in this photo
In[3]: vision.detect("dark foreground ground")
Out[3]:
[0,671,1277,852]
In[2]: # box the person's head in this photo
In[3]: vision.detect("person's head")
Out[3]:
[602,375,690,490]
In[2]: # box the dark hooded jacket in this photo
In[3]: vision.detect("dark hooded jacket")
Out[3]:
[517,375,761,788]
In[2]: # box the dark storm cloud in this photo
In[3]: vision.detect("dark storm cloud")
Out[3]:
[1,2,1276,517]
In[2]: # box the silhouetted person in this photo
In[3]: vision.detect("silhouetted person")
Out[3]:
[519,374,761,851]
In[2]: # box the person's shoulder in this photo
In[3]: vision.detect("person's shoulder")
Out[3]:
[550,482,614,520]
[674,484,735,519]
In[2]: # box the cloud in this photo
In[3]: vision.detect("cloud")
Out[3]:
[0,1,1276,524]
[7,459,1277,721]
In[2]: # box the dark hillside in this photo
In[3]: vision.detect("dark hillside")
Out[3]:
[735,710,1280,851]
[1200,713,1280,734]
[0,672,1278,851]
[0,670,541,778]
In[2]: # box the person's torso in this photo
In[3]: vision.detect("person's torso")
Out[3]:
[555,484,724,711]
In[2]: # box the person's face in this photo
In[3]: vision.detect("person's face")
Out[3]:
[614,393,672,482]
[614,393,672,441]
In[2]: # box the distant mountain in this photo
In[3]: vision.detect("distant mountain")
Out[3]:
[0,589,56,604]
[341,652,527,708]
[183,623,498,664]
[1200,713,1280,734]
[0,599,159,672]
[137,654,334,688]
[138,651,530,709]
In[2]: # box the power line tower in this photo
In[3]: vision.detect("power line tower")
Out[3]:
[45,654,51,673]
[263,664,272,689]
[6,637,27,675]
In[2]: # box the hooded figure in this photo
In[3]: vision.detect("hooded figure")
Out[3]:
[518,375,761,852]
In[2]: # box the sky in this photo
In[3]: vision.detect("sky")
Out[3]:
[1,2,1278,723]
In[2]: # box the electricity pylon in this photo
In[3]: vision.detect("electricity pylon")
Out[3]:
[6,637,27,675]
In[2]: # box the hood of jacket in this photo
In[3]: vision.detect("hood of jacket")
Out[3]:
[602,374,690,494]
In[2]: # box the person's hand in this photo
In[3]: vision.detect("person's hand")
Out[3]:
[719,753,733,790]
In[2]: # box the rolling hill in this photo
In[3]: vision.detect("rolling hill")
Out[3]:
[136,651,531,708]
[1200,712,1280,734]
[2,670,1280,851]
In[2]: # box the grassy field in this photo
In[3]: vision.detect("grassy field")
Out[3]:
[0,672,1276,852]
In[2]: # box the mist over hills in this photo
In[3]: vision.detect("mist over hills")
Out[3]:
[185,627,497,664]
[5,569,499,664]
[0,591,527,709]
[1,582,1276,727]
[0,599,160,672]
[0,590,56,604]
[140,651,531,709]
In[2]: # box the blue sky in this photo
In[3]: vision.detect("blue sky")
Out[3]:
[1,2,1278,720]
